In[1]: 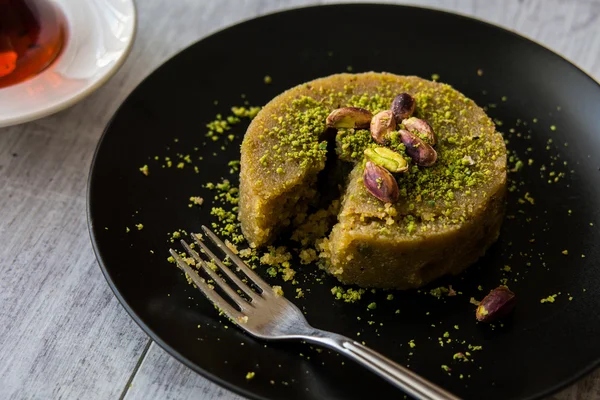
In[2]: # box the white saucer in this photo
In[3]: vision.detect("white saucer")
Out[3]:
[0,0,136,128]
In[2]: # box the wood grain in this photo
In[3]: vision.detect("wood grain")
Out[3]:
[0,0,599,399]
[124,343,246,400]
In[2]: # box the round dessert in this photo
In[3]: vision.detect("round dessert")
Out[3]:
[239,72,506,289]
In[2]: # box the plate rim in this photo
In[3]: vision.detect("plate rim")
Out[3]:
[87,4,600,400]
[0,0,138,128]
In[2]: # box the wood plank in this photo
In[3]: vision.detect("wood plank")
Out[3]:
[0,108,151,398]
[0,0,195,395]
[124,343,246,400]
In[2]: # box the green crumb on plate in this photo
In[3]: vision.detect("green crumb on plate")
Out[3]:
[429,286,449,298]
[246,372,255,380]
[540,294,558,303]
[136,223,144,231]
[386,294,394,300]
[272,286,284,296]
[263,75,272,84]
[367,302,377,310]
[561,250,568,255]
[139,165,149,176]
[189,196,204,207]
[228,160,240,173]
[513,160,524,171]
[331,286,366,303]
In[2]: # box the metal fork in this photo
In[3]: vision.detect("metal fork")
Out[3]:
[169,226,461,400]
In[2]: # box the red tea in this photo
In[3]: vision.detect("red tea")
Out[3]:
[0,0,67,89]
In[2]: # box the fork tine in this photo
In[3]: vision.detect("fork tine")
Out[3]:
[201,226,272,293]
[169,249,244,322]
[189,237,260,302]
[180,240,254,311]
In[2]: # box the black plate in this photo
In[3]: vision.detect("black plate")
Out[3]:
[88,4,600,400]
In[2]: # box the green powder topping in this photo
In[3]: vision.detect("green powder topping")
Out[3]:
[336,128,373,161]
[333,80,505,231]
[258,95,330,169]
[255,79,502,221]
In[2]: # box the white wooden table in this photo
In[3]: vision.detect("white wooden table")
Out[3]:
[1,1,599,399]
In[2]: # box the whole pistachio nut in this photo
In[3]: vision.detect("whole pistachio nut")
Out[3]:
[391,93,416,122]
[403,117,436,145]
[476,286,516,323]
[326,107,373,129]
[364,147,408,173]
[370,110,396,144]
[363,161,399,203]
[399,129,438,167]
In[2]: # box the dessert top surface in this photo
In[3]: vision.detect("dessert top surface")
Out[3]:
[241,72,507,227]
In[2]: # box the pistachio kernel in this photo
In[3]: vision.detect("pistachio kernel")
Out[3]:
[363,161,399,203]
[391,93,416,122]
[476,286,516,323]
[370,110,396,144]
[402,117,436,145]
[399,129,437,167]
[326,107,373,129]
[364,147,408,173]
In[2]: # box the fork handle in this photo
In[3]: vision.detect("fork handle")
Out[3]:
[305,333,461,400]
[341,341,461,400]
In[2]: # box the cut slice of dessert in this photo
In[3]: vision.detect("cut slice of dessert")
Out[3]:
[239,72,506,288]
